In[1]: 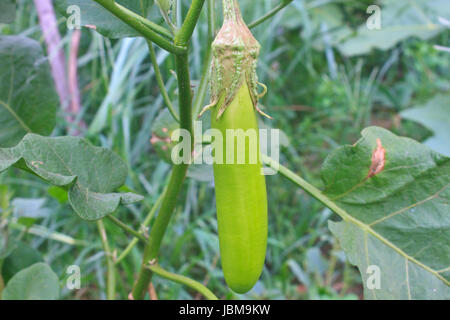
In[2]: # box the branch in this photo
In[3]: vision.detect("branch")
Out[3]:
[93,0,185,54]
[132,53,194,300]
[248,0,294,29]
[147,41,180,122]
[147,264,218,300]
[261,154,348,219]
[174,0,206,46]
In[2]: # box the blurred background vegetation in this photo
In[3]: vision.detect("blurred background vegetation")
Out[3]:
[0,0,449,299]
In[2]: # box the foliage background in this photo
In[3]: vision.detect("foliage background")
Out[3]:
[0,0,449,299]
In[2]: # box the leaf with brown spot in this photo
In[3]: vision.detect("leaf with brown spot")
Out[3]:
[367,138,385,178]
[321,126,450,299]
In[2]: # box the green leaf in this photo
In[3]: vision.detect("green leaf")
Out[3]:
[0,134,143,220]
[337,0,450,56]
[0,36,58,147]
[54,0,154,39]
[401,94,450,157]
[323,127,450,299]
[2,263,59,300]
[2,242,43,284]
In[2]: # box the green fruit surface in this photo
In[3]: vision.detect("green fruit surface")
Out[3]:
[211,81,268,294]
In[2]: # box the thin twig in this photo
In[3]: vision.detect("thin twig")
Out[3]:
[147,263,218,300]
[147,41,180,122]
[248,0,294,29]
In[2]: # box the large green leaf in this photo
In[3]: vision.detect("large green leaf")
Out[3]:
[323,127,449,299]
[0,134,143,220]
[2,263,59,300]
[0,36,58,147]
[54,0,154,38]
[401,94,450,157]
[337,0,450,56]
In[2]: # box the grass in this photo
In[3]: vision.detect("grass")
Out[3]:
[0,0,449,300]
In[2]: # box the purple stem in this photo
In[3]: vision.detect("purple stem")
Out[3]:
[34,0,70,113]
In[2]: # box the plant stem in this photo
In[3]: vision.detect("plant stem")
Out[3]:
[93,0,185,54]
[248,0,294,29]
[147,40,180,122]
[147,264,218,300]
[115,191,165,265]
[131,166,189,299]
[207,0,216,42]
[130,0,204,300]
[97,0,173,39]
[132,53,193,299]
[174,0,206,46]
[106,215,147,243]
[261,154,346,217]
[97,220,115,300]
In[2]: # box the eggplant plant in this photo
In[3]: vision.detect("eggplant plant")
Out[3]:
[0,0,448,300]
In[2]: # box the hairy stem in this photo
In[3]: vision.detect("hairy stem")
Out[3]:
[147,264,218,300]
[222,0,242,22]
